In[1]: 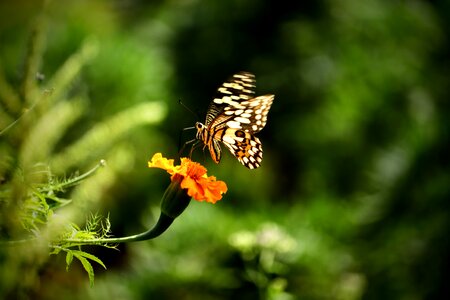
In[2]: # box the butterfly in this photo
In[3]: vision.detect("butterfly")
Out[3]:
[194,72,274,169]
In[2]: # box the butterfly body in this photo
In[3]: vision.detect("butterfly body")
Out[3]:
[195,72,274,169]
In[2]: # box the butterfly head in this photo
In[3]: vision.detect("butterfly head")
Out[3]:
[195,122,206,140]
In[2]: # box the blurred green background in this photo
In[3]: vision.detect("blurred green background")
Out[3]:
[1,0,449,299]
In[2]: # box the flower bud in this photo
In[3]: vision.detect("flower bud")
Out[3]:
[160,174,191,219]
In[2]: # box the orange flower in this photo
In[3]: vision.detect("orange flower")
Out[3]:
[148,153,228,204]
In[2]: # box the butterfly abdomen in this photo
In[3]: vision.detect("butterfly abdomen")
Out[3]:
[196,121,222,164]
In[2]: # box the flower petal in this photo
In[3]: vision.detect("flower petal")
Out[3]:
[180,176,205,201]
[148,153,227,203]
[185,160,207,178]
[181,175,227,204]
[148,153,175,174]
[200,176,228,203]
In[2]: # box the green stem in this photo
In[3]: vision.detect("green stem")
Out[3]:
[62,212,174,245]
[1,212,175,247]
[2,170,192,247]
[38,160,106,192]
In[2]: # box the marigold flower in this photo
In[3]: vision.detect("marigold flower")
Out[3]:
[148,153,228,204]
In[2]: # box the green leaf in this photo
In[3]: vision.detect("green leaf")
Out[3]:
[73,252,95,287]
[71,249,107,286]
[49,247,61,255]
[72,250,106,269]
[66,251,73,271]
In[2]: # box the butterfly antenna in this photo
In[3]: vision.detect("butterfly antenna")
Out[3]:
[179,99,199,119]
[177,99,200,161]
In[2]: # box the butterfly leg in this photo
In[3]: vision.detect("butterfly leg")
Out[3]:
[177,137,198,161]
[188,140,203,159]
[176,125,197,159]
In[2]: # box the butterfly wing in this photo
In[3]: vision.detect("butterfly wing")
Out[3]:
[219,128,263,169]
[205,72,256,127]
[222,95,274,134]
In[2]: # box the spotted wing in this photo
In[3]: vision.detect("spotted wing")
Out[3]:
[205,72,256,126]
[221,95,274,134]
[205,94,273,169]
[217,128,263,169]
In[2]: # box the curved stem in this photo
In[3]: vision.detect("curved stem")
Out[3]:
[1,212,174,247]
[63,212,174,245]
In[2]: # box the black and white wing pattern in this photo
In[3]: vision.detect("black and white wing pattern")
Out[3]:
[195,72,274,169]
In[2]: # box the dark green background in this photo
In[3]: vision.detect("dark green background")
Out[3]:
[1,0,449,299]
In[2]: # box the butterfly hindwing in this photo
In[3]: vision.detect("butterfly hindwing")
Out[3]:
[219,128,263,169]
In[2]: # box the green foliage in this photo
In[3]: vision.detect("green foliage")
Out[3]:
[0,2,167,294]
[50,213,113,287]
[229,223,298,300]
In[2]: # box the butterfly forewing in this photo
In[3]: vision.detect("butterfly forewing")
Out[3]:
[205,72,256,126]
[222,95,274,134]
[197,72,273,169]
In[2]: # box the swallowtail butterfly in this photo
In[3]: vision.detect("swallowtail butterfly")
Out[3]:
[195,72,274,169]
